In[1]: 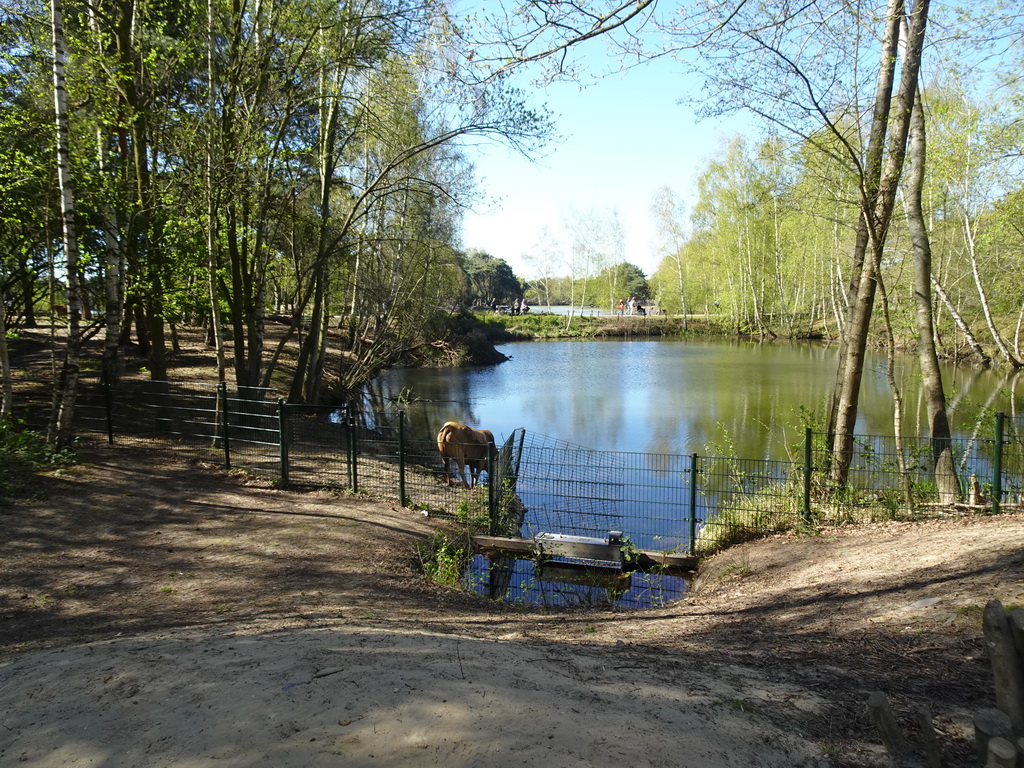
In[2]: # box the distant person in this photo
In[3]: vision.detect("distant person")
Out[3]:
[520,297,529,313]
[617,300,624,315]
[627,297,635,315]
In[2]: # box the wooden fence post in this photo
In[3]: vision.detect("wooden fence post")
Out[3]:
[975,708,1014,765]
[984,736,1016,768]
[867,690,909,761]
[983,600,1024,734]
[916,705,943,768]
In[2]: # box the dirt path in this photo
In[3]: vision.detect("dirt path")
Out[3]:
[2,445,1021,766]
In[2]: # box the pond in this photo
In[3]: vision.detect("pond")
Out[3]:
[370,338,1021,457]
[368,338,1023,608]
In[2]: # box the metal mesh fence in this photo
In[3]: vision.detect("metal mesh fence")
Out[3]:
[810,424,1024,517]
[695,454,805,553]
[512,433,695,552]
[59,379,1024,559]
[72,376,280,467]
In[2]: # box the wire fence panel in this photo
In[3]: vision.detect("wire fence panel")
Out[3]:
[279,406,493,519]
[281,404,351,489]
[810,427,1022,516]
[64,381,1024,562]
[513,432,696,552]
[696,455,804,552]
[224,395,281,475]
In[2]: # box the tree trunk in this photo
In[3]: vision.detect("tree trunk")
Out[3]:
[876,271,915,507]
[825,0,903,453]
[931,277,990,364]
[48,0,83,448]
[829,0,931,486]
[90,3,124,387]
[674,255,689,330]
[0,290,11,416]
[964,213,1022,368]
[206,0,227,387]
[904,85,960,504]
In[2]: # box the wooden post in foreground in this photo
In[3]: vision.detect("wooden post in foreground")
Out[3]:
[974,708,1013,766]
[985,736,1017,768]
[983,600,1024,734]
[867,691,909,761]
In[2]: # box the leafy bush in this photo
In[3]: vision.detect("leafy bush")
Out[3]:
[0,418,77,501]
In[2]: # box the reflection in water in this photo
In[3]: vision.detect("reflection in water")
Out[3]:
[466,555,688,609]
[368,338,1021,455]
[366,338,1022,607]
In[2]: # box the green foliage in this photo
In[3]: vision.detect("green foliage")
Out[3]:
[461,251,523,304]
[591,261,650,307]
[489,312,600,339]
[693,489,805,557]
[417,498,488,589]
[0,418,77,502]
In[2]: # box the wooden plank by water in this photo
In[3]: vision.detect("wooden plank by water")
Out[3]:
[471,535,699,576]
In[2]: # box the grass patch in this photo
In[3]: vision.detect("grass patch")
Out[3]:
[0,418,77,503]
[473,311,710,340]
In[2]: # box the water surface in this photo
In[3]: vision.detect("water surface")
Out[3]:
[371,338,1021,456]
[370,337,1021,607]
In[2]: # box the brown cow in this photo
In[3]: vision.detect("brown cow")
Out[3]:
[436,421,496,489]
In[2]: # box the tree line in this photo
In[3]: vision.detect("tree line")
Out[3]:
[1,0,551,441]
[3,0,1022,500]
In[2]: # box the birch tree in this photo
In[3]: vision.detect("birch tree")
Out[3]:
[650,186,690,326]
[48,0,82,446]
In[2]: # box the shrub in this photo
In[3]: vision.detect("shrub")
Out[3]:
[0,418,77,502]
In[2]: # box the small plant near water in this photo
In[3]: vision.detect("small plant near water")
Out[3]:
[418,499,486,589]
[418,528,470,587]
[693,486,804,557]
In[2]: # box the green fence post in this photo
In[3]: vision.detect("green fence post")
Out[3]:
[348,402,358,493]
[278,399,289,487]
[688,453,700,556]
[803,427,813,524]
[103,375,114,444]
[993,411,1004,515]
[219,382,231,470]
[487,445,496,534]
[398,410,407,507]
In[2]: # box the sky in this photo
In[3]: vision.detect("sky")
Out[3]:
[458,56,752,280]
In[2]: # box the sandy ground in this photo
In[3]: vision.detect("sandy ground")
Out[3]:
[0,625,827,767]
[3,446,1023,767]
